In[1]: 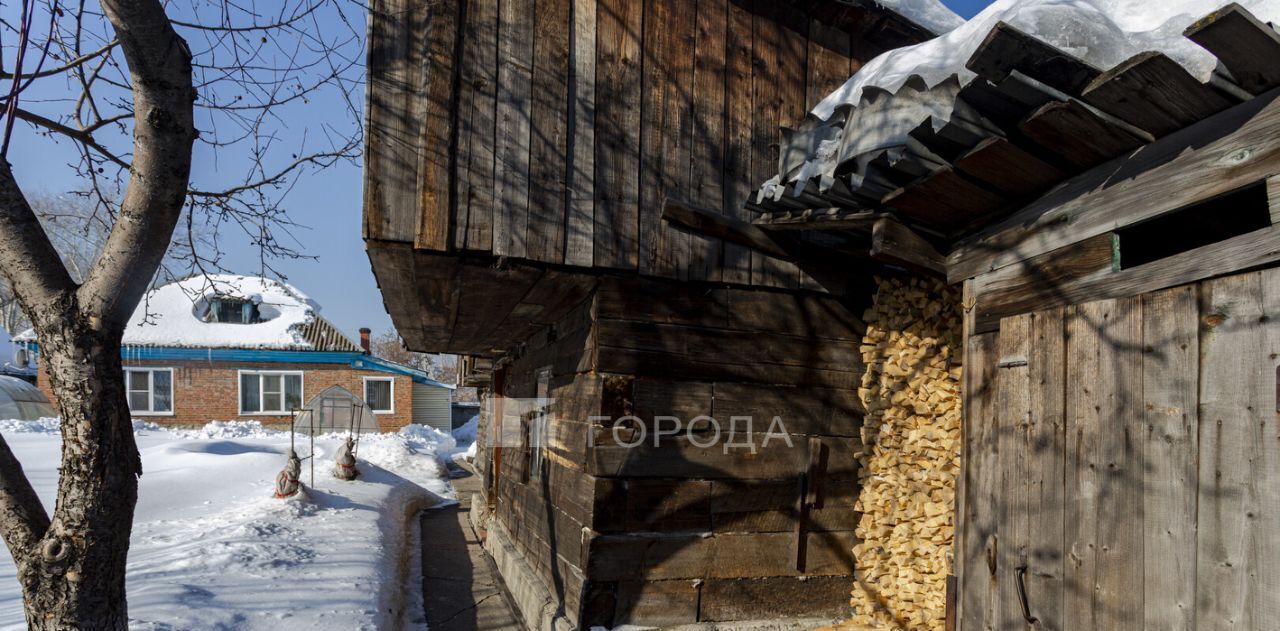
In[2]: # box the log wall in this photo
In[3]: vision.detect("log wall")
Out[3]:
[481,276,874,627]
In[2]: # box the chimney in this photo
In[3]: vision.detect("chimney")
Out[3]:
[359,327,371,354]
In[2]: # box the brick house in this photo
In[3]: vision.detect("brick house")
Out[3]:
[19,274,453,431]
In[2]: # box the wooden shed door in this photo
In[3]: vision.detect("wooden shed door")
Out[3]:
[958,268,1280,630]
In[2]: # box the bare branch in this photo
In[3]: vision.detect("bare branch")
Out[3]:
[12,107,130,169]
[0,40,118,80]
[0,161,77,314]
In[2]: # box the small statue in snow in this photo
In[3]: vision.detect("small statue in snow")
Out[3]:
[333,436,358,480]
[274,449,302,498]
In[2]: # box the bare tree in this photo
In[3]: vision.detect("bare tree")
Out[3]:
[370,329,441,375]
[0,0,362,626]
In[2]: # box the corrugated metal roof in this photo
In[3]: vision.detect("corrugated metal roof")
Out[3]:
[750,3,1273,244]
[298,316,363,352]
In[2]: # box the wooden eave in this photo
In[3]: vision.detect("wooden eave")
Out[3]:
[747,3,1280,279]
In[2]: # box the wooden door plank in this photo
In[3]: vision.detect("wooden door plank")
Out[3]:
[527,0,572,263]
[565,0,596,267]
[1196,272,1265,630]
[722,1,755,285]
[493,0,535,257]
[593,0,643,269]
[1026,307,1067,631]
[1064,297,1144,630]
[1185,3,1280,95]
[1141,284,1199,630]
[1254,268,1280,625]
[959,330,999,631]
[688,0,728,282]
[1080,51,1232,139]
[996,314,1031,631]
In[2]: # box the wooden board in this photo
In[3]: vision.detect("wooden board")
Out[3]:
[970,224,1280,334]
[1195,271,1280,629]
[1080,51,1231,138]
[1063,297,1144,630]
[593,0,643,269]
[688,0,729,282]
[1185,3,1280,95]
[457,0,498,251]
[364,0,423,243]
[952,136,1067,199]
[750,3,794,289]
[722,1,756,285]
[493,0,535,257]
[527,0,572,263]
[1140,285,1199,629]
[957,331,999,630]
[965,21,1101,95]
[1017,99,1145,170]
[565,0,596,267]
[969,232,1117,333]
[881,167,1006,233]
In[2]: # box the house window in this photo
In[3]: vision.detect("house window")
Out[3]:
[205,298,261,324]
[239,371,303,414]
[125,368,173,415]
[363,377,394,414]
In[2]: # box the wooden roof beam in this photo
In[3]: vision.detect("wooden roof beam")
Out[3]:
[870,218,946,277]
[1185,3,1280,95]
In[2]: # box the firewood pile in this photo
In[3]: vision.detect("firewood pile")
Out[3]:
[846,276,963,630]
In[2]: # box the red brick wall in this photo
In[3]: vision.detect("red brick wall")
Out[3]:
[37,359,414,432]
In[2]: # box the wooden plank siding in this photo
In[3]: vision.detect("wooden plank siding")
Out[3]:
[958,266,1280,631]
[366,0,880,286]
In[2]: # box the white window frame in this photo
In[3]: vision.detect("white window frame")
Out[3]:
[237,370,305,415]
[363,376,395,415]
[124,367,175,417]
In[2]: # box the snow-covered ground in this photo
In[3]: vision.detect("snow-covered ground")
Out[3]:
[0,418,473,630]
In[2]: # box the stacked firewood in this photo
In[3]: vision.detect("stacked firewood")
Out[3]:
[847,276,962,630]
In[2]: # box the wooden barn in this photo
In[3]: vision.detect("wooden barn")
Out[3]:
[363,0,1280,627]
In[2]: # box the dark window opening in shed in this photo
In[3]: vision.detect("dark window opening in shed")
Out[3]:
[1117,182,1270,270]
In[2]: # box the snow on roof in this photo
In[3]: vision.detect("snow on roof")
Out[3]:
[871,0,966,36]
[118,274,327,350]
[811,0,1280,121]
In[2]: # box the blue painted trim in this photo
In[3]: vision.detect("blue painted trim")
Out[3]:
[350,355,456,389]
[23,342,455,389]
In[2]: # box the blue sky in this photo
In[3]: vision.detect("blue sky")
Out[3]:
[9,0,993,344]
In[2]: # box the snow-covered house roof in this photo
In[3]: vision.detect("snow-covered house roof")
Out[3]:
[865,0,966,36]
[754,0,1280,235]
[16,274,362,352]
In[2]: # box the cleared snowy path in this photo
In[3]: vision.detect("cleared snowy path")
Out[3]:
[420,468,523,631]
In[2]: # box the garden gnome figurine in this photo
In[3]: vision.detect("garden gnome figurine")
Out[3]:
[334,436,358,480]
[274,448,302,498]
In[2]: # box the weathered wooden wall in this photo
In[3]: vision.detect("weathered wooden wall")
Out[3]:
[483,276,873,627]
[957,267,1280,630]
[365,0,921,288]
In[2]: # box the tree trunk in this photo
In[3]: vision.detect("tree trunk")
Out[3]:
[12,315,140,630]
